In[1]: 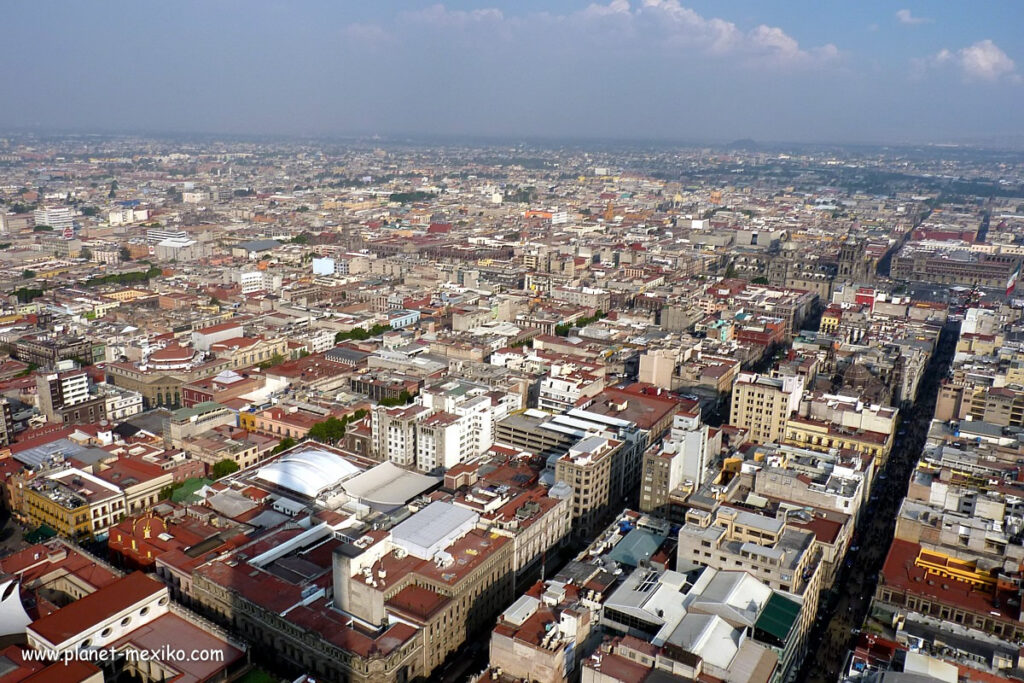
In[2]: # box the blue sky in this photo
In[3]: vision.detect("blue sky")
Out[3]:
[3,1,1022,143]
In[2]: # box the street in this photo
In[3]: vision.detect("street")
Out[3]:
[796,322,958,682]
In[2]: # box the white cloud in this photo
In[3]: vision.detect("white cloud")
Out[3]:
[924,39,1020,83]
[378,1,838,69]
[896,9,930,25]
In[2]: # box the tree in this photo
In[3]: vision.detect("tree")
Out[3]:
[32,225,53,232]
[389,191,436,204]
[258,352,286,370]
[79,247,92,261]
[724,263,738,279]
[21,270,36,279]
[80,206,99,217]
[751,276,770,285]
[211,459,240,479]
[379,390,413,407]
[159,482,185,500]
[308,417,347,444]
[13,287,44,303]
[335,323,391,344]
[272,436,296,454]
[119,246,132,262]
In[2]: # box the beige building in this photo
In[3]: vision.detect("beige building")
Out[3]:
[677,504,822,680]
[553,436,625,541]
[730,373,803,445]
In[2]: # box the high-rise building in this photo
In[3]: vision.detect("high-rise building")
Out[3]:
[729,373,803,445]
[32,206,74,231]
[36,369,91,422]
[640,411,719,517]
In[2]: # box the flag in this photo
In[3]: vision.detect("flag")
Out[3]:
[1008,261,1022,296]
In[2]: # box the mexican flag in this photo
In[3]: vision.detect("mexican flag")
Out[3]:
[1008,261,1022,296]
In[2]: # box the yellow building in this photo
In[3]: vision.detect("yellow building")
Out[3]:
[21,469,125,540]
[784,415,893,462]
[104,288,152,302]
[819,308,841,335]
[730,373,803,445]
[210,335,288,370]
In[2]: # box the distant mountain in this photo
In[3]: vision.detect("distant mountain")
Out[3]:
[725,138,758,151]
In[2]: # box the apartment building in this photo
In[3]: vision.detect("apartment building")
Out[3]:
[640,411,719,518]
[676,504,822,680]
[554,435,625,540]
[730,373,803,445]
[21,468,125,540]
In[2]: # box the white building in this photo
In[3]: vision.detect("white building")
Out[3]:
[108,208,150,226]
[312,257,336,276]
[234,268,281,294]
[33,206,74,231]
[661,412,713,486]
[415,412,471,473]
[103,388,143,421]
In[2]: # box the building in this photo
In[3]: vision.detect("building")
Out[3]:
[14,334,92,369]
[730,373,803,445]
[0,398,15,447]
[22,468,125,541]
[554,435,626,540]
[166,401,236,445]
[26,571,245,681]
[36,368,90,421]
[676,504,822,680]
[639,411,719,518]
[32,206,74,231]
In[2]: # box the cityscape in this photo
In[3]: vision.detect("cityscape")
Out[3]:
[1,3,1024,683]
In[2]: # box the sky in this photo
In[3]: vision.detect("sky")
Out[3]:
[3,0,1023,144]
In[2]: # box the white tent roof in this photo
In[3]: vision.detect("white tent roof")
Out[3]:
[342,461,440,507]
[255,447,361,498]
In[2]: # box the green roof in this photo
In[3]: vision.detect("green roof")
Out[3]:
[755,592,801,644]
[24,525,57,544]
[172,478,213,504]
[606,528,665,568]
[171,401,225,421]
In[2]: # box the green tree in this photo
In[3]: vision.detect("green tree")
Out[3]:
[119,246,132,261]
[335,323,391,344]
[258,352,286,370]
[389,191,436,204]
[79,247,92,261]
[21,270,36,279]
[272,436,296,454]
[724,263,738,279]
[379,390,413,407]
[33,225,53,232]
[13,287,44,303]
[308,417,347,444]
[159,482,185,500]
[211,459,240,479]
[751,276,770,285]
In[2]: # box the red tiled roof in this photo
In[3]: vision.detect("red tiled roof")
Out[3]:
[29,572,164,645]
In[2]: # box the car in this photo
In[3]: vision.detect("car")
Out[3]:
[850,545,860,552]
[879,473,888,480]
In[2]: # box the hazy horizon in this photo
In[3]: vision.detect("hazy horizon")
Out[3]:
[4,1,1023,145]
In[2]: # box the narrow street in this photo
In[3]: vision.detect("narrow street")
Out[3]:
[796,322,959,682]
